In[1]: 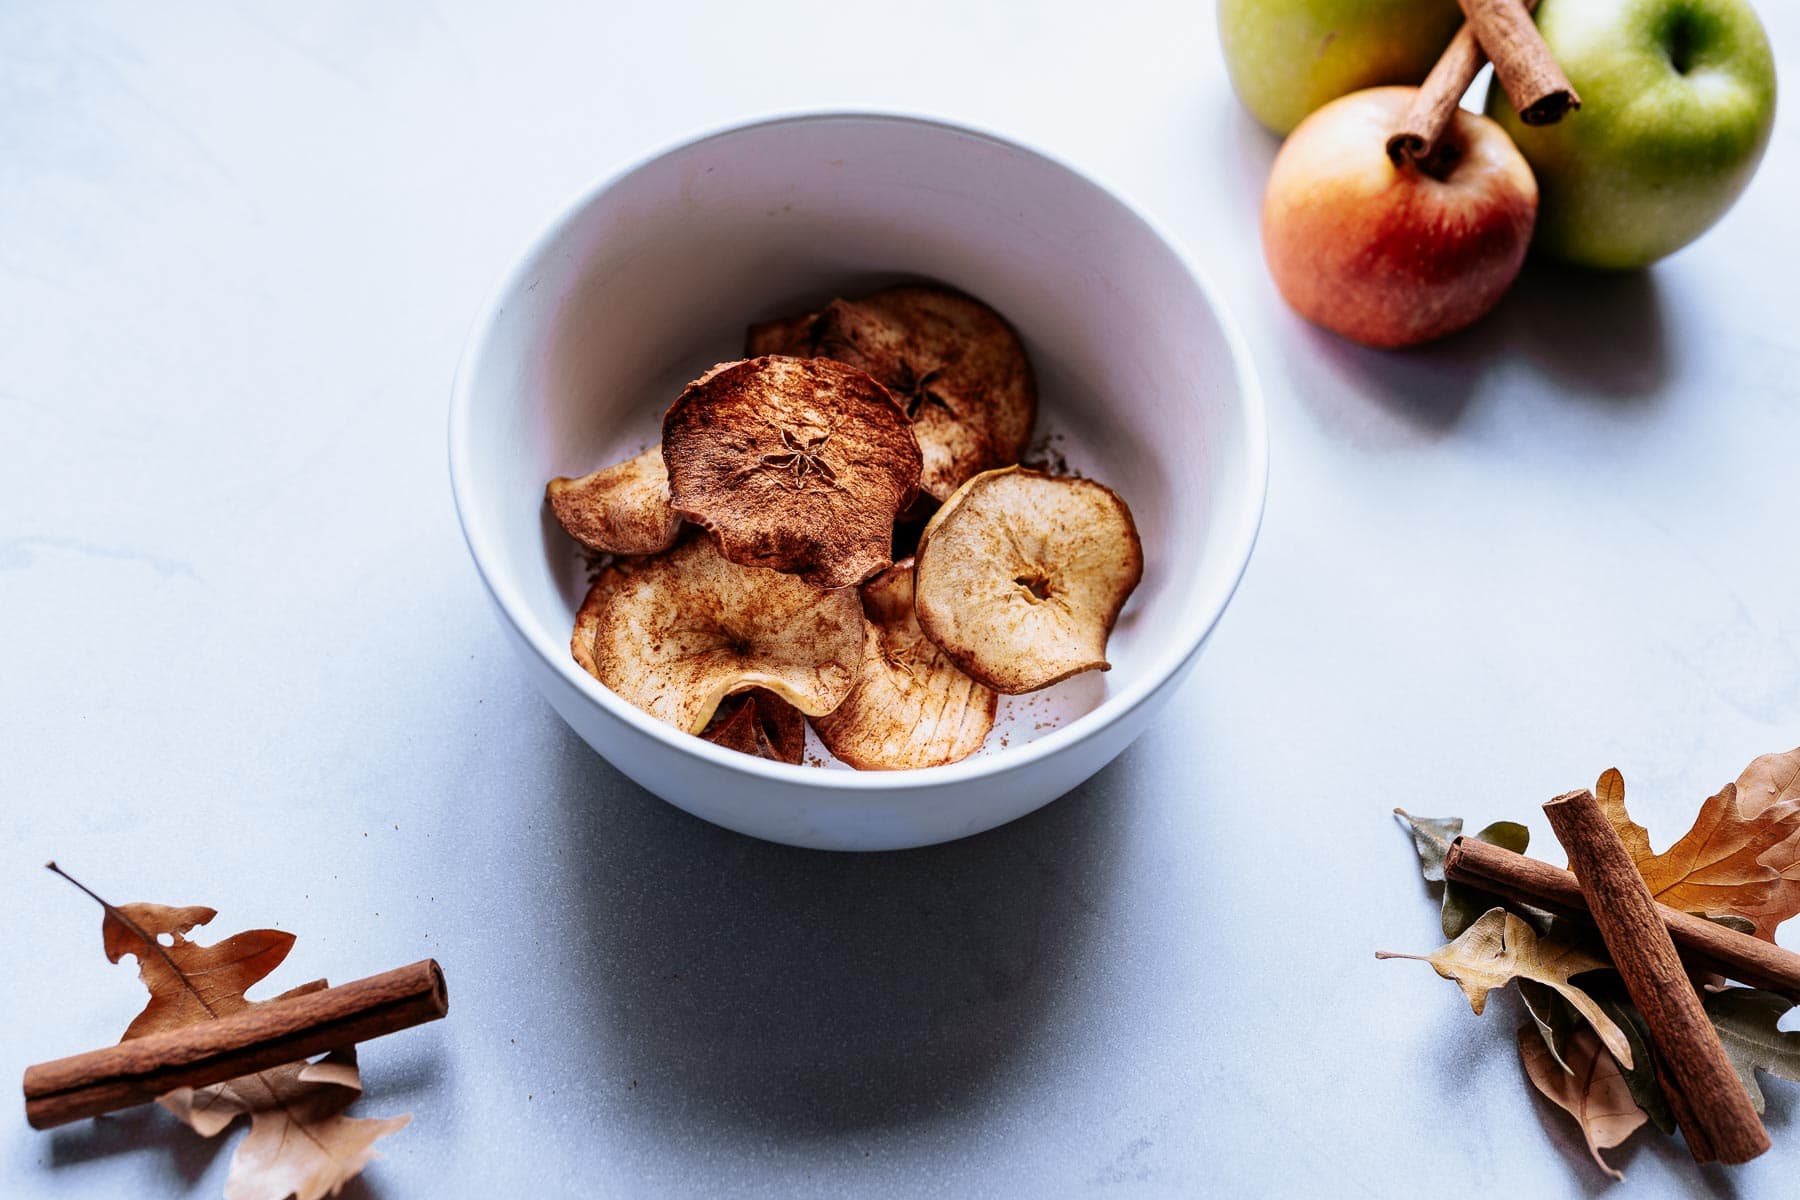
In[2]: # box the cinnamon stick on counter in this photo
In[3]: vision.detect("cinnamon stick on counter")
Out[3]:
[22,959,447,1130]
[1458,0,1580,124]
[1544,789,1768,1165]
[1444,836,1800,1001]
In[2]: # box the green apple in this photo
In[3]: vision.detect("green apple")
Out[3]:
[1218,0,1463,135]
[1492,0,1777,269]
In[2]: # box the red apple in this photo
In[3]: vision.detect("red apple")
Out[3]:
[1262,86,1538,349]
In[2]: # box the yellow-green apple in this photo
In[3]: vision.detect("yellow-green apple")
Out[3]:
[1491,0,1776,269]
[1262,87,1538,348]
[1219,0,1463,135]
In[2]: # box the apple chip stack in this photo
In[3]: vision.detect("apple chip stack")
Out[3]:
[544,284,1144,770]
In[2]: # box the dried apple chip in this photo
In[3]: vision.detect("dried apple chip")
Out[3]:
[813,559,997,770]
[570,535,862,733]
[914,467,1143,695]
[807,286,1037,501]
[546,447,681,556]
[662,356,922,590]
[700,689,807,764]
[744,312,818,358]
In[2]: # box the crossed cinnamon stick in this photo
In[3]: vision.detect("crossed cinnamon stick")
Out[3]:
[1387,0,1580,172]
[1448,806,1777,1165]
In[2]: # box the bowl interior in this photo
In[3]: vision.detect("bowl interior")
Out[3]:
[456,114,1261,778]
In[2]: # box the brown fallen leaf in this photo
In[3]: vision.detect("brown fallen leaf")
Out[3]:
[1519,1023,1648,1181]
[163,1048,409,1200]
[1593,754,1800,940]
[52,865,407,1200]
[1377,908,1634,1069]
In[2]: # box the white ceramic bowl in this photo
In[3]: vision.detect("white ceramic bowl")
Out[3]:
[450,112,1265,851]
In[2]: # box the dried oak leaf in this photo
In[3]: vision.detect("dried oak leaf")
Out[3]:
[812,559,998,770]
[1704,987,1800,1114]
[1393,808,1532,938]
[163,1048,409,1200]
[663,356,922,590]
[1515,975,1676,1138]
[546,447,682,556]
[1518,1023,1648,1181]
[1594,754,1800,940]
[102,902,296,1037]
[699,689,807,764]
[569,534,862,733]
[790,286,1037,501]
[1377,908,1634,1069]
[89,893,406,1200]
[913,467,1143,694]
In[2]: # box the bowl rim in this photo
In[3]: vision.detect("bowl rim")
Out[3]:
[448,108,1267,792]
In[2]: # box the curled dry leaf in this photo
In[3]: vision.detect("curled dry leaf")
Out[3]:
[663,356,923,590]
[1376,908,1634,1070]
[1519,1023,1648,1181]
[546,447,681,556]
[914,466,1142,695]
[813,559,998,770]
[570,535,863,733]
[700,689,807,764]
[162,1048,410,1200]
[1705,987,1800,1114]
[1593,757,1800,941]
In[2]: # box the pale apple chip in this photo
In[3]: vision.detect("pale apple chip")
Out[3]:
[570,535,862,733]
[700,689,807,764]
[569,560,641,679]
[807,286,1036,501]
[813,559,997,770]
[662,356,922,590]
[914,467,1143,695]
[546,447,681,556]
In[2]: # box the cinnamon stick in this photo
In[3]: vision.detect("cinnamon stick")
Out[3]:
[22,959,447,1130]
[1444,836,1800,1001]
[1387,0,1545,173]
[1458,0,1579,124]
[1544,789,1768,1165]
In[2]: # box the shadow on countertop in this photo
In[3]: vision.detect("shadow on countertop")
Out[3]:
[544,729,1126,1137]
[1288,256,1673,442]
[47,1105,227,1183]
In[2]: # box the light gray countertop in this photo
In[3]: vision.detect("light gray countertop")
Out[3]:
[4,2,1798,1196]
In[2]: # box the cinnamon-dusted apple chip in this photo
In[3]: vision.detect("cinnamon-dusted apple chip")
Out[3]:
[546,447,681,556]
[808,286,1036,501]
[571,535,862,733]
[569,559,641,679]
[914,467,1143,695]
[700,689,807,764]
[813,559,997,770]
[662,356,922,590]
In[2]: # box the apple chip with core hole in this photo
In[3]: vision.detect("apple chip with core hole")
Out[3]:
[546,448,681,556]
[570,536,862,733]
[915,467,1143,695]
[813,559,997,770]
[662,356,922,590]
[807,286,1036,501]
[699,689,806,764]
